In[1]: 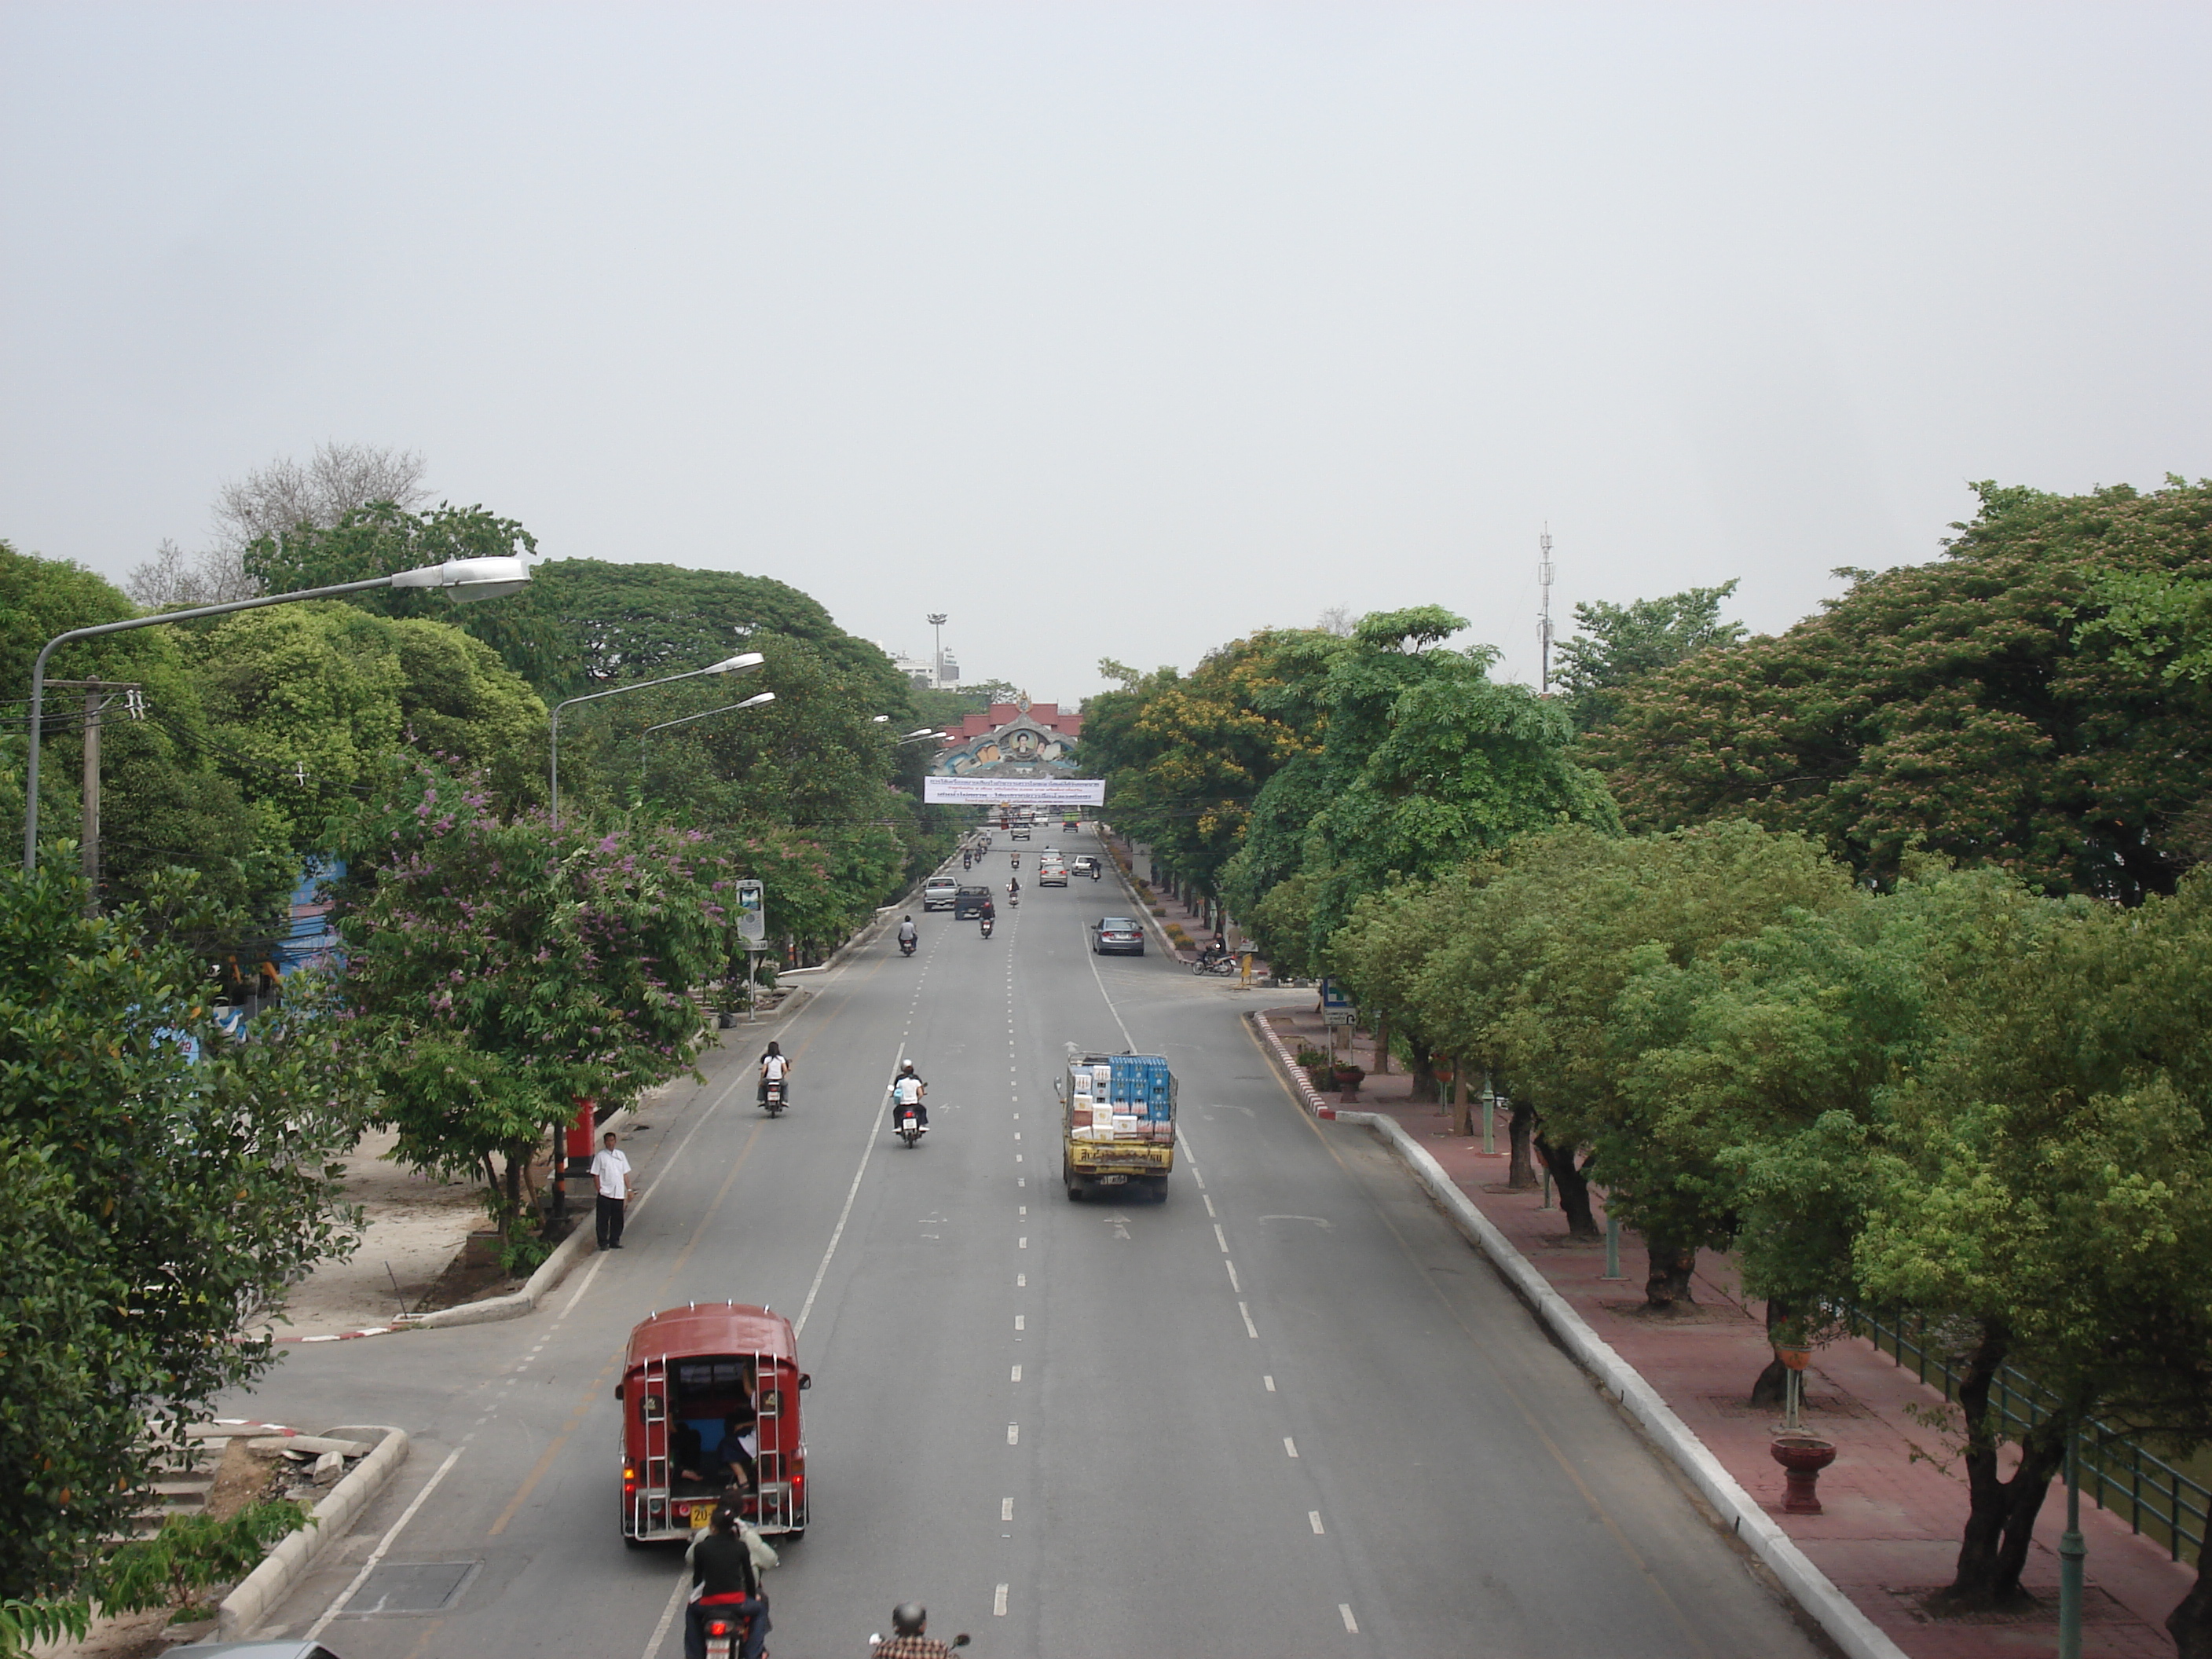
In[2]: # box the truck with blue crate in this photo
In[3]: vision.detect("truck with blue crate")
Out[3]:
[1056,1049,1177,1202]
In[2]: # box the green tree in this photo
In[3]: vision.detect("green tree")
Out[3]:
[335,763,730,1241]
[1078,631,1325,903]
[1225,606,1617,965]
[0,867,364,1605]
[1587,479,2212,901]
[1553,580,1745,731]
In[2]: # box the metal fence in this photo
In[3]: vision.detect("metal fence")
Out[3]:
[1848,1306,2208,1566]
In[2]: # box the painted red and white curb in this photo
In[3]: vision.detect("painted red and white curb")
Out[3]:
[255,1324,407,1345]
[1251,1010,1342,1120]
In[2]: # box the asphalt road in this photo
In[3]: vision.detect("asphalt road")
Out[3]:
[228,826,1824,1659]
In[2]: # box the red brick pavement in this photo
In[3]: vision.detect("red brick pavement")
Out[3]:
[1258,1002,2197,1658]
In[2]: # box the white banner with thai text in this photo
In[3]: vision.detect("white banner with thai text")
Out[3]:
[923,776,1106,806]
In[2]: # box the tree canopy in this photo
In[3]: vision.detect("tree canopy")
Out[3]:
[1585,479,2212,901]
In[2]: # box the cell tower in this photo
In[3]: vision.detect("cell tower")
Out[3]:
[1537,527,1555,694]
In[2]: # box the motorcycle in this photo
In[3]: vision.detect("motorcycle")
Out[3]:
[871,1636,969,1654]
[763,1077,787,1117]
[1192,951,1239,976]
[895,1101,927,1148]
[702,1604,760,1659]
[980,916,994,939]
[899,934,917,957]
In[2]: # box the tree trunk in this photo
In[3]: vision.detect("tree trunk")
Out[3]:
[1507,1101,1538,1189]
[1643,1232,1697,1310]
[1408,1039,1440,1104]
[1750,1299,1789,1407]
[1372,1014,1390,1075]
[1534,1134,1600,1237]
[1936,1320,2065,1610]
[500,1146,526,1241]
[2168,1556,2212,1658]
[1451,1064,1471,1137]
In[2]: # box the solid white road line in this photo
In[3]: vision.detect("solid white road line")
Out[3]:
[639,1573,689,1659]
[793,1040,902,1337]
[305,1444,465,1638]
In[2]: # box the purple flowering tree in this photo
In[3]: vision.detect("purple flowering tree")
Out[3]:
[338,762,730,1248]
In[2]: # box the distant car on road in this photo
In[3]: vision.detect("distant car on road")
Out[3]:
[954,885,994,919]
[922,876,960,910]
[1010,824,1031,840]
[1090,916,1144,955]
[1069,855,1101,880]
[167,1644,346,1659]
[1038,857,1068,887]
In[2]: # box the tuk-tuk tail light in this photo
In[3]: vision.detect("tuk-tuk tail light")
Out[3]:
[624,1466,637,1497]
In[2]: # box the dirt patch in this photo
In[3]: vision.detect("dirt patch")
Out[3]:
[202,1438,287,1522]
[416,1246,528,1313]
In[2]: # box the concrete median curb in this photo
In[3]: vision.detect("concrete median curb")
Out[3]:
[1342,1110,1909,1659]
[218,1423,408,1640]
[1244,1009,1906,1659]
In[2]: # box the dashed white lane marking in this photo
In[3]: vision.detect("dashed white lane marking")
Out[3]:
[1284,1437,1299,1458]
[1007,1423,1020,1445]
[1011,1364,1023,1382]
[1019,1205,1027,1216]
[1002,1497,1014,1521]
[1013,1132,1021,1141]
[1203,1194,1217,1217]
[1225,1260,1242,1293]
[1264,1375,1276,1391]
[1016,1273,1026,1287]
[1015,1314,1026,1331]
[1016,1154,1024,1163]
[1309,1511,1325,1533]
[1192,1170,1206,1190]
[1213,1223,1229,1252]
[1239,1302,1259,1339]
[994,1584,1010,1617]
[1019,1235,1027,1247]
[1339,1605,1359,1633]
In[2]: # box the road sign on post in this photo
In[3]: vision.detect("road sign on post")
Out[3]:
[734,881,767,1021]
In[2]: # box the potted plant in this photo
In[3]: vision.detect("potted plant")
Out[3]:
[1331,1063,1365,1101]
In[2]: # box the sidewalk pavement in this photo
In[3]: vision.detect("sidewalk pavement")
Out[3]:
[1258,1002,2196,1659]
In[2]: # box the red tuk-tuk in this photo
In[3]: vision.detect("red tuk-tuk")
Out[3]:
[617,1302,811,1544]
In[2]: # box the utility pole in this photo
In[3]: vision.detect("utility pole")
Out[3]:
[1538,527,1556,694]
[927,613,948,689]
[45,679,141,916]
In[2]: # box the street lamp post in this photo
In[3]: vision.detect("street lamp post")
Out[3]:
[21,556,530,873]
[548,653,763,827]
[639,690,777,778]
[927,613,947,689]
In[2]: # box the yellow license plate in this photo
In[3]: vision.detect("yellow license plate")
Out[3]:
[689,1504,713,1529]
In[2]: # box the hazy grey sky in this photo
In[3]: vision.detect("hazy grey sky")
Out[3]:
[5,3,2207,700]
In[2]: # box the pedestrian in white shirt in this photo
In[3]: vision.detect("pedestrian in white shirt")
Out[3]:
[591,1130,632,1250]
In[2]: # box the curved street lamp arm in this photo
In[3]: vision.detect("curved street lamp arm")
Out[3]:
[20,573,400,873]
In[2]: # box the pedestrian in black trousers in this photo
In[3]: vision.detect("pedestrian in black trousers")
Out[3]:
[590,1129,632,1249]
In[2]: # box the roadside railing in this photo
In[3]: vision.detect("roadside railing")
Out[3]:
[1847,1306,2208,1565]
